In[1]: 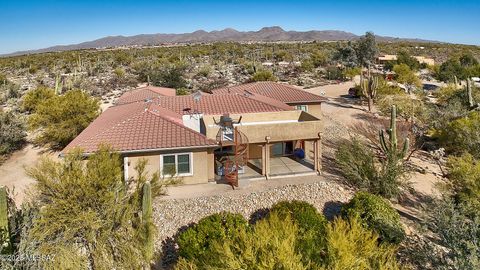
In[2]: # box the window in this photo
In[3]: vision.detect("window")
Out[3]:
[295,105,308,112]
[272,142,294,156]
[161,153,192,176]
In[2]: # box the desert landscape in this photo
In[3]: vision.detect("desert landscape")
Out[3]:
[1,1,479,269]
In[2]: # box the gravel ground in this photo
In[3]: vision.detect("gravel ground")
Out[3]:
[153,179,353,266]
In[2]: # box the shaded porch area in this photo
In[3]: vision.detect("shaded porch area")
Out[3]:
[242,156,316,180]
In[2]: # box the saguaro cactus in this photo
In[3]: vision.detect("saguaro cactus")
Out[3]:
[379,105,410,160]
[142,182,154,262]
[361,73,379,112]
[0,186,12,254]
[54,74,61,95]
[142,182,152,221]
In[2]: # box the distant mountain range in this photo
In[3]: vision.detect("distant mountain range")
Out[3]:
[3,26,439,57]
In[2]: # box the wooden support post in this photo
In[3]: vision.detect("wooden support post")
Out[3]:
[313,134,322,174]
[264,136,271,179]
[261,144,266,176]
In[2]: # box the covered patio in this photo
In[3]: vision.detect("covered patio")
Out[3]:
[242,156,316,180]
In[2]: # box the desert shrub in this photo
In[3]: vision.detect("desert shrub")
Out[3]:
[195,65,211,78]
[0,81,20,102]
[28,90,100,149]
[396,51,421,70]
[0,111,26,157]
[435,84,461,104]
[393,63,421,89]
[323,217,400,270]
[342,67,361,80]
[335,138,408,199]
[342,192,405,244]
[176,212,248,263]
[435,111,480,158]
[436,58,467,82]
[25,147,161,269]
[21,86,55,113]
[436,83,480,107]
[446,153,480,211]
[376,85,405,98]
[423,197,480,270]
[335,138,378,188]
[350,114,419,159]
[377,94,426,121]
[149,65,188,89]
[270,200,328,265]
[176,213,306,270]
[176,88,190,96]
[251,69,277,82]
[324,66,344,80]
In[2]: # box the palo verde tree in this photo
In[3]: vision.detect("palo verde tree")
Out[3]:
[28,90,100,149]
[25,147,165,269]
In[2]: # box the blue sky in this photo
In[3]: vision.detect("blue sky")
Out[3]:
[1,0,479,54]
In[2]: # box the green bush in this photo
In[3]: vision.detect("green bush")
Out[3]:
[435,111,480,158]
[0,111,26,157]
[176,212,306,270]
[175,204,403,270]
[342,192,405,244]
[446,153,480,211]
[377,94,426,121]
[335,138,378,189]
[270,200,328,265]
[335,138,408,199]
[21,86,55,113]
[176,212,248,263]
[251,69,277,82]
[324,217,401,270]
[28,90,100,149]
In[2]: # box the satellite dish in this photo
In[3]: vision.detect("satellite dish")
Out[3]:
[193,91,202,103]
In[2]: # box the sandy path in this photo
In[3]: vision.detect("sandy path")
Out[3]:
[0,144,58,205]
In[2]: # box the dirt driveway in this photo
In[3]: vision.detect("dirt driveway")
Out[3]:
[0,144,58,204]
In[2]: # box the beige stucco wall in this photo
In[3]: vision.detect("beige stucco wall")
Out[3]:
[238,121,322,143]
[303,104,322,119]
[248,143,263,159]
[124,148,215,185]
[304,140,315,161]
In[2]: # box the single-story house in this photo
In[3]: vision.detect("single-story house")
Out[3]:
[62,82,326,187]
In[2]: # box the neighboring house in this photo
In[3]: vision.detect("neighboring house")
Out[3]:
[377,54,435,66]
[62,82,326,187]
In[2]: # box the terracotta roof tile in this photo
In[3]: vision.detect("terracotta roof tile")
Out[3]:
[115,85,176,105]
[211,81,326,104]
[62,102,217,154]
[152,93,291,115]
[63,84,296,154]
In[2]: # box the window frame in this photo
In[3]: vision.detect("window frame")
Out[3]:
[295,105,308,112]
[160,152,193,177]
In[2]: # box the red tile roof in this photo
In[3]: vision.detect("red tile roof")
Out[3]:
[63,83,302,154]
[152,93,292,115]
[116,85,176,105]
[211,81,326,104]
[62,102,217,154]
